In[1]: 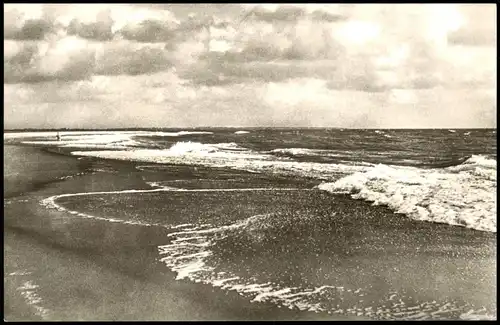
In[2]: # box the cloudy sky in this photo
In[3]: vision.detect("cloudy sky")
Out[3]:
[4,3,497,129]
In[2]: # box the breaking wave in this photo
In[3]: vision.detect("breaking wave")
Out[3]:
[271,148,346,157]
[317,155,496,232]
[67,137,496,233]
[11,129,496,320]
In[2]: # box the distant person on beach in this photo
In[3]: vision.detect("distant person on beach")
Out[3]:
[57,132,62,141]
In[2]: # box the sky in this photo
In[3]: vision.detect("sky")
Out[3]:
[4,3,497,129]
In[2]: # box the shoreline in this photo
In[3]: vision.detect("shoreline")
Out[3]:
[4,144,365,321]
[4,144,497,320]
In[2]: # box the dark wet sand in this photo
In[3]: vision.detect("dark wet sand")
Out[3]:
[4,145,363,321]
[4,145,497,320]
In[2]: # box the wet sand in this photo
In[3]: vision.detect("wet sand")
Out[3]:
[4,145,362,321]
[4,145,497,320]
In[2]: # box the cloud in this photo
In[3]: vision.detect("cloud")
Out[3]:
[448,30,496,47]
[6,18,54,40]
[118,19,177,42]
[66,9,114,41]
[95,42,172,76]
[4,37,174,83]
[3,4,187,84]
[447,4,496,46]
[4,5,55,41]
[4,37,95,83]
[111,7,180,43]
[3,4,497,129]
[4,72,496,129]
[311,10,348,23]
[5,4,184,43]
[244,5,306,23]
[240,4,348,23]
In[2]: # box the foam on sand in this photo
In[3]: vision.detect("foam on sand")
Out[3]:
[40,187,303,228]
[158,214,355,314]
[158,212,494,320]
[6,130,214,149]
[6,270,50,319]
[235,130,250,134]
[317,155,496,232]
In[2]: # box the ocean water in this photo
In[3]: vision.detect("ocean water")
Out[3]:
[5,128,497,320]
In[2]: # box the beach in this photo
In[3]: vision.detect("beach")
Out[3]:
[4,2,496,321]
[4,136,497,321]
[4,145,362,320]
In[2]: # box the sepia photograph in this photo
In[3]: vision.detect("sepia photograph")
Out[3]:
[4,3,497,321]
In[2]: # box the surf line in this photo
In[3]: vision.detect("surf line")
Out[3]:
[40,187,309,228]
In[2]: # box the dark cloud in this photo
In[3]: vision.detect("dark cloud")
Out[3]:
[4,43,39,83]
[4,39,173,83]
[175,17,206,34]
[311,10,348,23]
[4,18,54,41]
[183,55,351,88]
[67,9,114,41]
[4,43,96,84]
[246,6,306,23]
[67,20,113,41]
[95,45,172,76]
[200,25,344,64]
[57,51,96,81]
[119,20,177,43]
[181,25,346,87]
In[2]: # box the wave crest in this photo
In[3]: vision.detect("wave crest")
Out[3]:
[317,155,496,232]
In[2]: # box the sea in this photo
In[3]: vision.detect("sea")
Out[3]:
[4,128,497,320]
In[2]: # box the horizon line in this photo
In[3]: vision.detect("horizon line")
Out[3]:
[4,127,497,132]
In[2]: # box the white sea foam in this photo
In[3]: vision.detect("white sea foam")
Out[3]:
[159,214,358,313]
[17,129,497,235]
[7,272,50,320]
[5,130,212,139]
[317,155,496,232]
[167,141,250,155]
[459,309,496,320]
[40,187,303,229]
[158,213,489,319]
[235,130,250,134]
[69,145,496,233]
[35,170,495,319]
[7,130,213,149]
[70,145,370,180]
[271,148,346,157]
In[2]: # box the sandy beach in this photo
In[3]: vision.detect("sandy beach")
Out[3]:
[4,144,497,320]
[4,145,365,321]
[4,2,496,321]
